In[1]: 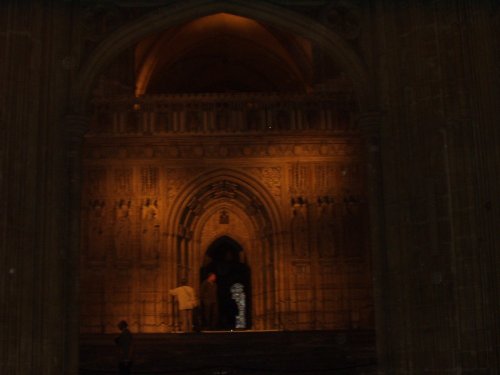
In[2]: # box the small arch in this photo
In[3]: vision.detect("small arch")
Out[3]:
[167,168,283,237]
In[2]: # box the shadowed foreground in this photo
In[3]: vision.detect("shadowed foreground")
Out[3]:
[80,330,376,375]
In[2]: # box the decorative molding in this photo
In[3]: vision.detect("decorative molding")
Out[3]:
[84,141,361,160]
[89,93,356,135]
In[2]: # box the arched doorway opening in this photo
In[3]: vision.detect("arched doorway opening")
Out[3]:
[72,2,383,373]
[201,236,251,330]
[169,170,280,331]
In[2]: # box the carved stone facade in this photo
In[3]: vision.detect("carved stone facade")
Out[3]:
[80,94,372,333]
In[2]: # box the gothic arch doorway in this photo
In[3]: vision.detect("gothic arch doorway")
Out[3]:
[201,236,251,330]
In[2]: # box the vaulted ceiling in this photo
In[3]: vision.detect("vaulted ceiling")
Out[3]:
[134,13,314,95]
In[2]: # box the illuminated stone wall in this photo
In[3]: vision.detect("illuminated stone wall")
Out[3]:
[80,94,373,333]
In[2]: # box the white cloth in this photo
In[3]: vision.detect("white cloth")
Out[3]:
[169,285,198,310]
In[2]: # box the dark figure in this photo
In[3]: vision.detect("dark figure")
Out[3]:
[219,290,239,329]
[200,272,218,330]
[115,320,134,375]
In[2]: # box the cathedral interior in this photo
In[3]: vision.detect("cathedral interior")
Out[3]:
[0,1,499,374]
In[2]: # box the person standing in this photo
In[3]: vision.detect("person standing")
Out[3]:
[200,272,218,330]
[115,320,134,375]
[169,279,198,332]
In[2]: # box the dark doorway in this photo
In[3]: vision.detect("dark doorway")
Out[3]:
[201,236,251,329]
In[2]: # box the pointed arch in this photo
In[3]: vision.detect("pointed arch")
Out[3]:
[167,168,283,238]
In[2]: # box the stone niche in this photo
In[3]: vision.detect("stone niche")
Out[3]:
[80,93,373,333]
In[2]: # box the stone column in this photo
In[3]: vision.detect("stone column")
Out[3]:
[64,114,90,375]
[357,112,389,374]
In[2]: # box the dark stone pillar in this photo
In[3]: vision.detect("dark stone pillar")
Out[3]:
[357,112,389,374]
[64,114,90,374]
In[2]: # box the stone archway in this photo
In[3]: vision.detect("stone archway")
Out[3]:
[69,2,384,373]
[166,169,282,330]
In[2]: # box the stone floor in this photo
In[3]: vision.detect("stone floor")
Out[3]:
[80,330,376,375]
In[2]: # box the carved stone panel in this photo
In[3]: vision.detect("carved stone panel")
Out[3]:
[81,109,369,333]
[140,198,160,266]
[289,163,311,196]
[113,168,133,194]
[86,199,108,262]
[317,203,340,258]
[290,204,309,258]
[141,167,159,195]
[113,199,132,261]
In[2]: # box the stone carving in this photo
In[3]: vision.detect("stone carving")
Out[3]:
[292,262,311,288]
[141,198,160,263]
[247,167,281,197]
[185,111,201,132]
[315,165,337,195]
[154,112,172,133]
[317,198,340,258]
[141,167,159,194]
[263,167,281,196]
[290,164,311,196]
[90,93,357,136]
[290,200,309,258]
[87,199,107,261]
[219,210,229,224]
[114,168,133,194]
[210,180,238,199]
[85,141,359,160]
[81,95,369,333]
[164,168,203,201]
[114,199,132,260]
